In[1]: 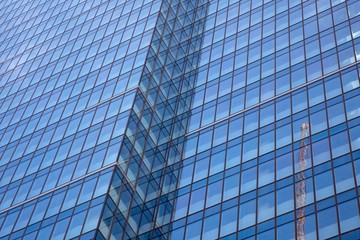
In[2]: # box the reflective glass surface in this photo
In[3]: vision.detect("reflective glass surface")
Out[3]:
[0,0,359,239]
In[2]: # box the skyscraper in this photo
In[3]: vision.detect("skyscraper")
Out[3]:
[0,0,359,239]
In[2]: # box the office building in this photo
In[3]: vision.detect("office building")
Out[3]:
[0,0,359,239]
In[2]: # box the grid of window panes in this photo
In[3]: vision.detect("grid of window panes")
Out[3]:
[95,0,209,239]
[0,168,113,239]
[0,0,162,239]
[189,0,360,131]
[171,0,360,240]
[0,0,360,239]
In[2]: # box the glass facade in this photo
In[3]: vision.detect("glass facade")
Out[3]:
[172,0,360,239]
[0,0,359,239]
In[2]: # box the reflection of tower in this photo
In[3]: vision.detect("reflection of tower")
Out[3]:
[296,123,309,240]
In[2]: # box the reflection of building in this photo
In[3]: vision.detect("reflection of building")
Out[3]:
[0,0,359,239]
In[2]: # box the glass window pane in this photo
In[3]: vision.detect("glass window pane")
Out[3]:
[338,199,360,233]
[210,150,225,175]
[304,214,317,239]
[258,160,274,187]
[327,102,345,127]
[241,166,257,194]
[330,131,350,158]
[66,211,87,239]
[242,137,258,162]
[276,152,293,180]
[220,206,238,237]
[310,109,327,134]
[312,138,331,165]
[334,163,355,193]
[315,170,334,200]
[194,157,209,181]
[51,218,70,240]
[189,187,206,214]
[317,207,338,239]
[345,95,360,120]
[276,123,292,148]
[174,193,189,220]
[260,104,274,127]
[202,213,219,239]
[260,130,274,155]
[206,180,223,207]
[185,220,202,240]
[83,204,103,232]
[239,199,256,229]
[257,192,274,222]
[226,143,241,168]
[308,83,325,106]
[277,185,294,215]
[277,222,295,240]
[349,125,360,151]
[224,173,240,200]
